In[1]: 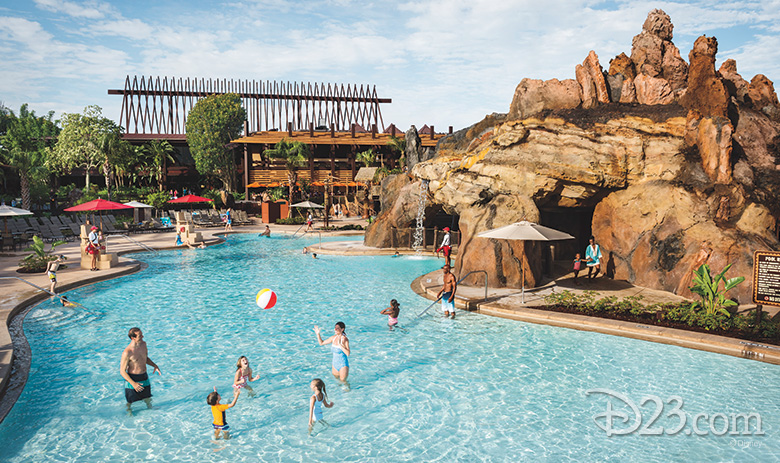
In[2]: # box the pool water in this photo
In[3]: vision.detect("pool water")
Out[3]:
[0,234,778,462]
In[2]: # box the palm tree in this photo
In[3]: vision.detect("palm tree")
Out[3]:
[145,140,176,191]
[97,131,133,201]
[264,139,310,202]
[0,104,57,209]
[387,135,405,169]
[356,148,375,167]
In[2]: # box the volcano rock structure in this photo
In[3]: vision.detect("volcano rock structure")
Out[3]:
[366,9,780,302]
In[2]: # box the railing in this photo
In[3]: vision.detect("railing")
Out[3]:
[417,270,488,318]
[0,276,57,297]
[109,234,158,253]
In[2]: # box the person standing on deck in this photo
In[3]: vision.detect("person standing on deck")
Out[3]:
[436,227,452,267]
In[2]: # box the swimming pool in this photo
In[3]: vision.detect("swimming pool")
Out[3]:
[0,234,778,462]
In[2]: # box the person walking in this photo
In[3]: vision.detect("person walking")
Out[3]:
[436,227,452,267]
[585,235,602,280]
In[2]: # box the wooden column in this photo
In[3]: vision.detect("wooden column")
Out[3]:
[330,144,336,176]
[350,145,357,180]
[309,146,315,182]
[243,121,249,200]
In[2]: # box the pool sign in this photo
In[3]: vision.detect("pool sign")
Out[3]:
[753,251,780,307]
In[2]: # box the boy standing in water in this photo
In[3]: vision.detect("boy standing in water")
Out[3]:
[208,387,240,440]
[436,265,457,319]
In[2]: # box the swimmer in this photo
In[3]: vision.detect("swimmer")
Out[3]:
[380,299,400,329]
[233,356,260,396]
[302,247,309,254]
[208,386,240,440]
[312,253,317,259]
[59,296,76,307]
[392,251,401,257]
[259,225,271,237]
[313,322,350,384]
[308,378,333,432]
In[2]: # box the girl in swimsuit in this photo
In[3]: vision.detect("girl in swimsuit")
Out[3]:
[313,322,350,384]
[380,299,400,329]
[233,356,260,396]
[308,378,333,432]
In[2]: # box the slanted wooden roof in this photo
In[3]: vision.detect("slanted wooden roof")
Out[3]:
[232,130,443,147]
[355,167,379,182]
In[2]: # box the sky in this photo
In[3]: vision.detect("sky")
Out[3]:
[1,0,779,133]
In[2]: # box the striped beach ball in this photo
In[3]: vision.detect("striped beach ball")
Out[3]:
[256,289,277,309]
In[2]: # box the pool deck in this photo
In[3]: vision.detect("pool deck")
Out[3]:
[310,240,780,366]
[2,224,779,422]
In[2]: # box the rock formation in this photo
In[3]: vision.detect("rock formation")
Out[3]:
[367,10,780,303]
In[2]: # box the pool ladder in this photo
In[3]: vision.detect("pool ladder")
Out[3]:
[417,270,488,317]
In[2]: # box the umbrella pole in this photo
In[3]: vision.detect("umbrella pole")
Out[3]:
[522,244,525,304]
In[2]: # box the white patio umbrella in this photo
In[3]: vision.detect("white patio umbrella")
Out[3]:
[123,201,154,222]
[477,220,575,303]
[290,201,324,209]
[0,204,33,235]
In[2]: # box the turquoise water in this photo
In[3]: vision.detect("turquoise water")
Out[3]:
[0,234,779,462]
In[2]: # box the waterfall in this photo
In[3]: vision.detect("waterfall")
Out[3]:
[412,180,429,255]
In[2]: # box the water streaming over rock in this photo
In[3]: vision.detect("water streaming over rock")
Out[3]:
[412,180,429,255]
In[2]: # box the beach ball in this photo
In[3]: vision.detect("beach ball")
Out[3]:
[256,289,277,309]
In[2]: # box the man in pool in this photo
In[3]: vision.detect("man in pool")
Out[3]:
[120,327,161,411]
[260,225,271,237]
[436,264,457,319]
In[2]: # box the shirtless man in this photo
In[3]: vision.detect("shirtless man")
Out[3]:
[120,327,161,411]
[259,225,271,237]
[436,264,457,319]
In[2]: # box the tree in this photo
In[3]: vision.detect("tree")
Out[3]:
[145,140,176,191]
[49,106,122,191]
[97,131,133,201]
[185,93,246,191]
[387,135,405,168]
[0,104,58,209]
[356,148,375,167]
[264,139,310,202]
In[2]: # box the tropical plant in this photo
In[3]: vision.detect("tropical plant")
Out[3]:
[0,104,58,209]
[387,135,405,167]
[49,105,122,191]
[19,235,67,272]
[268,186,286,202]
[356,148,375,167]
[264,139,310,202]
[145,140,176,191]
[185,93,246,191]
[689,263,745,316]
[145,191,171,211]
[96,130,134,201]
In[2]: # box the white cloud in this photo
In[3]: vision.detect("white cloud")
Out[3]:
[32,0,114,19]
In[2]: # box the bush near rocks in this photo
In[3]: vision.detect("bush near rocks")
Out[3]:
[542,290,780,343]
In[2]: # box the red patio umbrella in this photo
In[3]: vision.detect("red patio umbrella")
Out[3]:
[167,194,214,204]
[167,194,214,217]
[64,198,133,230]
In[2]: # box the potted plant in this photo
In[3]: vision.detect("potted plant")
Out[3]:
[18,235,67,273]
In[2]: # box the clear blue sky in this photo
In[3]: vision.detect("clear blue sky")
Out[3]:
[1,0,778,132]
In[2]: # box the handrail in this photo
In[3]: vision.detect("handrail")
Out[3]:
[289,223,306,239]
[110,234,157,253]
[457,270,488,302]
[0,276,57,297]
[417,270,488,318]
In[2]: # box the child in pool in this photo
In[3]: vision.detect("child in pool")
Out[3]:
[573,253,583,285]
[308,378,333,431]
[207,387,240,440]
[233,356,260,396]
[380,299,400,329]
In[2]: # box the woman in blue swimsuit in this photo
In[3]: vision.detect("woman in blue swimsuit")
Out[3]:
[313,322,350,384]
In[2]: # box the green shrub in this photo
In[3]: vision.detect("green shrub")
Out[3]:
[19,235,66,272]
[690,263,745,316]
[146,191,170,210]
[276,217,305,225]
